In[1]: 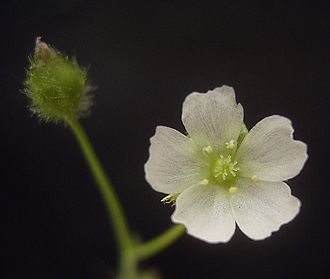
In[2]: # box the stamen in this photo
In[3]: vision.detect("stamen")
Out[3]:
[161,193,179,206]
[200,179,209,186]
[251,175,257,182]
[202,145,213,155]
[229,186,238,193]
[225,139,236,150]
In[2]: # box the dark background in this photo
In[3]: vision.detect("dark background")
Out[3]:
[1,1,329,278]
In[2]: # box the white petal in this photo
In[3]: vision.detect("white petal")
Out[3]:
[145,126,205,194]
[182,86,244,150]
[231,178,301,240]
[172,184,236,243]
[236,115,308,181]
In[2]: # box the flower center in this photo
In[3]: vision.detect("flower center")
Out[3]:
[212,154,239,183]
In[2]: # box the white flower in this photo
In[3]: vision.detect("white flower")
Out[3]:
[145,86,308,243]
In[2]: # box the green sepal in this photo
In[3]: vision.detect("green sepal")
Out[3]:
[237,123,248,148]
[24,39,93,123]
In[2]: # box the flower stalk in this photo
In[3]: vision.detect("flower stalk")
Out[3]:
[67,117,133,254]
[66,116,185,278]
[134,224,185,261]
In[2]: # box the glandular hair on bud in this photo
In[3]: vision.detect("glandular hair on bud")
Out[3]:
[24,37,93,123]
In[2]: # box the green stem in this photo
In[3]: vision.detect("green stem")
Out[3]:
[135,225,185,261]
[67,117,132,256]
[66,117,185,278]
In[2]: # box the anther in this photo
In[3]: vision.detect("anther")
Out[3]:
[200,179,209,186]
[228,186,238,193]
[225,139,236,150]
[251,175,257,182]
[161,193,179,206]
[202,145,213,155]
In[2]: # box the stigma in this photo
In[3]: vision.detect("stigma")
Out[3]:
[212,154,240,183]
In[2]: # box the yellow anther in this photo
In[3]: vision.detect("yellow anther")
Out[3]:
[228,186,238,193]
[200,179,209,186]
[202,145,213,155]
[161,193,179,205]
[251,175,257,182]
[225,140,236,150]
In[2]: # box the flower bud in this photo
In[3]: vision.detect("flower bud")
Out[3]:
[24,37,93,123]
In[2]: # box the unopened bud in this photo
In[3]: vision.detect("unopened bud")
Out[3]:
[24,37,93,123]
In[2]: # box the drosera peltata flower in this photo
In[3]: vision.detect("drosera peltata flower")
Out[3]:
[145,86,308,243]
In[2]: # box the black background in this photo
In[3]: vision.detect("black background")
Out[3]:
[1,1,329,278]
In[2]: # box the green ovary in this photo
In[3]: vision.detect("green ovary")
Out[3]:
[212,154,239,184]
